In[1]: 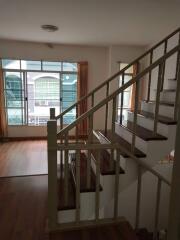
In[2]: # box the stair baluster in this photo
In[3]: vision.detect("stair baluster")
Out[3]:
[160,39,168,92]
[114,149,120,219]
[75,149,81,222]
[154,64,164,135]
[174,46,180,121]
[64,134,69,206]
[119,72,125,125]
[154,178,162,240]
[95,149,100,221]
[135,164,142,230]
[105,82,109,135]
[147,50,153,102]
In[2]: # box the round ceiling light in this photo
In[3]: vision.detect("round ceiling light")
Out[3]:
[41,24,59,32]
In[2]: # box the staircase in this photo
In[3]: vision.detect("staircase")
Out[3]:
[47,27,180,239]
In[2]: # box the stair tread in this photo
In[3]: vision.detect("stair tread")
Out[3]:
[91,149,125,175]
[129,110,177,125]
[119,120,167,141]
[71,152,102,193]
[57,164,76,210]
[97,130,146,158]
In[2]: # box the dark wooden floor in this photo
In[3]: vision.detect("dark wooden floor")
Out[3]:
[0,141,138,240]
[0,141,47,177]
[0,175,48,240]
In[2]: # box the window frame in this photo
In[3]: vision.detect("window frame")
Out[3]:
[2,59,78,126]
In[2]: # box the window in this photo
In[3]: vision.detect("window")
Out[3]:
[2,59,78,126]
[117,63,134,123]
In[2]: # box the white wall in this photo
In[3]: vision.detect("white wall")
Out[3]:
[0,39,145,137]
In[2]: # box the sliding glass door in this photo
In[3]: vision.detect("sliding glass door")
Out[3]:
[2,59,78,126]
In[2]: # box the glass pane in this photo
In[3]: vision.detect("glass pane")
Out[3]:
[118,92,131,108]
[123,92,131,108]
[34,77,59,100]
[4,72,23,89]
[21,60,41,70]
[63,62,78,72]
[7,108,24,125]
[5,90,23,101]
[27,72,60,126]
[63,108,76,124]
[42,61,61,71]
[6,100,24,108]
[119,74,132,89]
[117,108,128,123]
[62,91,77,102]
[28,102,60,126]
[62,74,77,92]
[2,59,20,69]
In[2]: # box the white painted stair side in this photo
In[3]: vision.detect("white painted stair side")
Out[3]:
[160,91,176,103]
[115,123,172,166]
[127,111,176,147]
[141,101,174,118]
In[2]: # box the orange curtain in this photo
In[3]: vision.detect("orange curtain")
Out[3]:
[0,67,7,140]
[77,62,88,137]
[130,63,141,111]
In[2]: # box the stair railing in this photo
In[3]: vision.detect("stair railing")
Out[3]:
[48,117,172,236]
[55,27,180,137]
[57,44,180,140]
[47,42,179,232]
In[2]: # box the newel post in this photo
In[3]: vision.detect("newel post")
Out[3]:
[47,108,58,230]
[167,105,180,240]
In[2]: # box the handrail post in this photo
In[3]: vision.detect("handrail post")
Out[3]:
[160,40,168,91]
[119,73,124,124]
[175,32,180,80]
[95,150,100,221]
[114,149,120,219]
[135,164,142,230]
[147,51,153,102]
[50,107,56,119]
[76,149,81,222]
[174,48,180,121]
[105,82,109,135]
[64,133,69,206]
[154,64,163,135]
[47,118,57,230]
[154,178,162,240]
[60,116,63,170]
[131,79,140,153]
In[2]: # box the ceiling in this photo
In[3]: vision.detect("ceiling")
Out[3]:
[0,0,179,46]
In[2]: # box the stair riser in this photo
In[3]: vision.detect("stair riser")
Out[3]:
[141,101,174,118]
[160,91,175,103]
[127,111,169,137]
[115,123,173,165]
[167,80,177,89]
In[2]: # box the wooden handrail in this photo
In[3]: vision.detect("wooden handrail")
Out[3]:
[55,27,180,120]
[56,28,180,120]
[57,45,180,137]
